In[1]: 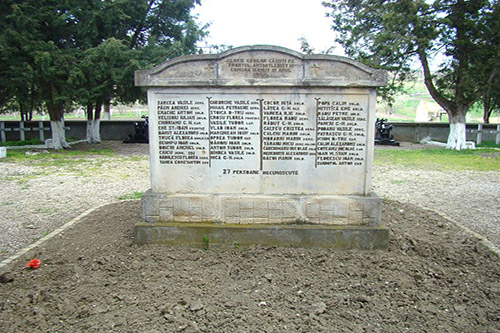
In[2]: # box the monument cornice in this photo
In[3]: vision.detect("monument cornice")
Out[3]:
[135,45,387,88]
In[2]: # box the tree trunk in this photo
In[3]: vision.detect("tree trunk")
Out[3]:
[446,111,467,150]
[86,102,102,143]
[418,49,473,150]
[50,119,70,149]
[29,81,36,121]
[102,102,111,120]
[86,103,94,143]
[86,119,101,143]
[19,102,26,122]
[483,112,491,124]
[47,102,70,150]
[483,98,491,124]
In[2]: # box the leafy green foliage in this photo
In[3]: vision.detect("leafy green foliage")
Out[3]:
[0,0,206,122]
[323,0,499,120]
[477,2,500,123]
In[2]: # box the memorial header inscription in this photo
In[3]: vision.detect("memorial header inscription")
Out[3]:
[136,45,387,231]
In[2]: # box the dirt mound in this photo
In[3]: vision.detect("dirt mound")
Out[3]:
[0,200,498,332]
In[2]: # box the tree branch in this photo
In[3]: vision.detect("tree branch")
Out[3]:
[129,0,156,49]
[418,47,454,113]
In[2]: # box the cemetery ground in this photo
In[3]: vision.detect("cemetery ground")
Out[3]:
[0,142,499,331]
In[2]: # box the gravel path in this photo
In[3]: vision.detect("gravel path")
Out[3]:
[0,141,498,261]
[0,142,150,261]
[372,166,500,247]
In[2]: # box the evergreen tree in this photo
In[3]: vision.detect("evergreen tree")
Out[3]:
[0,0,205,148]
[323,0,499,149]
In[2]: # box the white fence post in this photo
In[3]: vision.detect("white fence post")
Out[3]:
[0,121,52,143]
[0,122,5,142]
[476,124,483,145]
[19,121,25,141]
[467,123,500,146]
[38,121,45,141]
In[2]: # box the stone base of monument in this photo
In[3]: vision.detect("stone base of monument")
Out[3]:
[134,190,389,249]
[134,223,388,249]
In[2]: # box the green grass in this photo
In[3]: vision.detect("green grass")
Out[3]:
[109,111,148,119]
[4,172,47,184]
[203,235,210,250]
[373,78,494,123]
[0,139,44,147]
[0,110,148,121]
[403,80,429,95]
[477,141,500,148]
[1,147,117,181]
[1,148,114,166]
[35,207,57,214]
[117,191,144,200]
[374,148,500,171]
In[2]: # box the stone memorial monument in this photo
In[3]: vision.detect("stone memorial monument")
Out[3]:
[134,45,388,249]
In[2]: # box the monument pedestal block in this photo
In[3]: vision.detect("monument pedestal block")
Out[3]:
[142,189,382,226]
[137,189,388,249]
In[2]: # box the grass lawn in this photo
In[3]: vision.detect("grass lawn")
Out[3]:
[0,139,44,147]
[374,147,500,171]
[1,147,114,164]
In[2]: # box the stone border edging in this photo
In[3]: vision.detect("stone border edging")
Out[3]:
[0,200,139,272]
[417,205,500,258]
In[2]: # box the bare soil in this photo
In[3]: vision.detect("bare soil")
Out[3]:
[0,200,499,332]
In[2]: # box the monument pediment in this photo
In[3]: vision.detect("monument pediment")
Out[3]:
[135,45,387,87]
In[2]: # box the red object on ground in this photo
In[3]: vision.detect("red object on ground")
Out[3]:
[26,259,41,269]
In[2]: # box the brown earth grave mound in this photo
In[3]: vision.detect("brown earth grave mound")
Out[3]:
[0,200,498,332]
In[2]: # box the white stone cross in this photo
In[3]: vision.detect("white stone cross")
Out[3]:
[310,64,320,77]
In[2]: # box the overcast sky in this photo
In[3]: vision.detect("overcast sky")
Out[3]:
[193,0,340,54]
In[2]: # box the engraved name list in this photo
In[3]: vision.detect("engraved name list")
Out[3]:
[155,94,367,173]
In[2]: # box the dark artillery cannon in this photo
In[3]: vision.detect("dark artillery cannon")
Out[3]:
[375,118,399,146]
[123,116,149,144]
